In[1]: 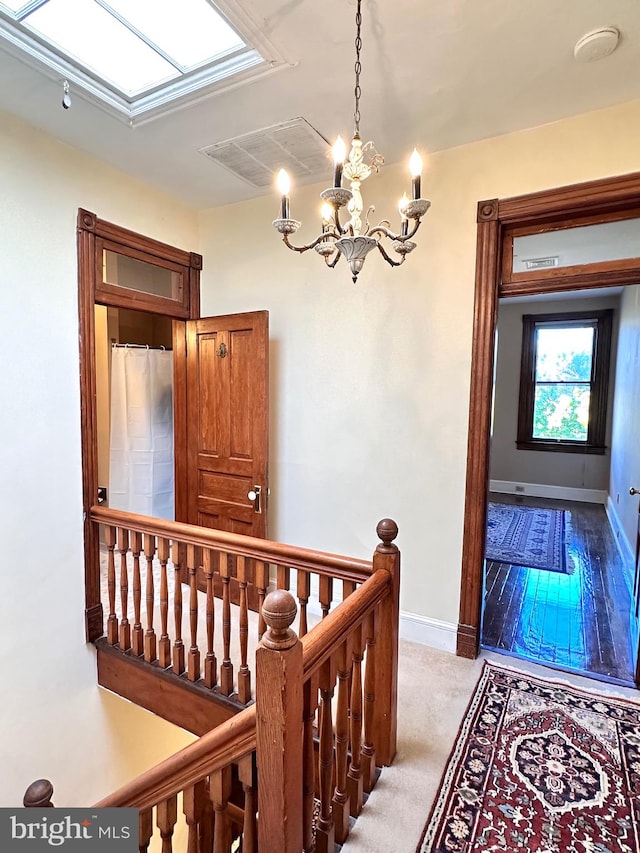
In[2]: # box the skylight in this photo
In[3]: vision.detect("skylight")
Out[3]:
[0,0,275,121]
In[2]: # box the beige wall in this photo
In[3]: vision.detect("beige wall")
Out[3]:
[490,294,620,491]
[0,111,197,806]
[609,284,640,555]
[3,92,640,804]
[198,98,640,630]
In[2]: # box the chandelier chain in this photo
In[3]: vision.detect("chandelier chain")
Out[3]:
[353,0,362,137]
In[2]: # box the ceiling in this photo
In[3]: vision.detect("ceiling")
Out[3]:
[2,0,640,210]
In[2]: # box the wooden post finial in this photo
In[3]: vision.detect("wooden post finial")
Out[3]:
[24,779,54,808]
[376,518,399,553]
[261,589,298,650]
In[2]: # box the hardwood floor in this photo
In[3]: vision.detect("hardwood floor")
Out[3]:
[481,494,638,685]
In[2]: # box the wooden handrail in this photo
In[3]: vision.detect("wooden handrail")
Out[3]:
[91,506,372,583]
[90,571,391,814]
[301,569,390,679]
[94,704,256,811]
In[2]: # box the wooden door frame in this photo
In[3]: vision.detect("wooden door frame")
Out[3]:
[77,209,202,642]
[456,171,640,659]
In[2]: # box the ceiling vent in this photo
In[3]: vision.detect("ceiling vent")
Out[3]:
[199,117,330,188]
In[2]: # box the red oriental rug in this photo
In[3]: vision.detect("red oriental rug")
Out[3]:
[417,662,640,853]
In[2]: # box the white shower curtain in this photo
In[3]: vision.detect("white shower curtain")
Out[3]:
[109,346,174,520]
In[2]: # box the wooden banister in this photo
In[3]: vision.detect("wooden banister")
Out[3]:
[90,506,372,582]
[53,515,400,851]
[301,568,390,678]
[94,704,256,811]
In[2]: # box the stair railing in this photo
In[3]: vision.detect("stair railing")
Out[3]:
[89,505,376,705]
[26,519,400,852]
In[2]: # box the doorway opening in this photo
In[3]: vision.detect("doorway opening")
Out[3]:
[456,173,640,687]
[481,285,638,685]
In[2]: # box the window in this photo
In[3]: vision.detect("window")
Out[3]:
[0,0,277,122]
[516,310,613,454]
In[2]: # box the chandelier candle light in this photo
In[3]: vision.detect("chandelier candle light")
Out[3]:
[272,0,430,283]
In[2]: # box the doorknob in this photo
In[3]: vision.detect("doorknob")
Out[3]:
[631,487,640,496]
[248,485,262,513]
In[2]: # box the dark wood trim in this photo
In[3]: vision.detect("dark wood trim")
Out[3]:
[77,209,202,640]
[456,205,501,655]
[457,171,640,662]
[496,171,640,225]
[96,639,240,736]
[77,211,102,642]
[515,440,606,455]
[173,320,188,522]
[91,217,196,267]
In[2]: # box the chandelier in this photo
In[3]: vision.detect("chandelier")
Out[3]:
[272,0,430,283]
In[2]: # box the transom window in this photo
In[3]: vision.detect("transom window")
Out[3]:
[516,310,613,454]
[0,0,270,120]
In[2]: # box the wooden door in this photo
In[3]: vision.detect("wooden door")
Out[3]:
[184,311,269,537]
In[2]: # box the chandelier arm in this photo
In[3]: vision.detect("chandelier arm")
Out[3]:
[376,241,405,269]
[324,250,342,268]
[366,224,400,241]
[282,230,341,253]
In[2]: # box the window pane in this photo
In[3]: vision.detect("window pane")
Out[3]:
[107,0,244,69]
[103,250,181,300]
[512,217,640,273]
[24,0,180,94]
[535,326,593,382]
[532,384,590,441]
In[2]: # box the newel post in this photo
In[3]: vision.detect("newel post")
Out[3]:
[23,780,54,807]
[256,590,303,853]
[372,518,400,766]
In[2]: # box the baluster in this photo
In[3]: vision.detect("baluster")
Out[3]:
[332,639,352,843]
[131,532,144,656]
[276,564,290,590]
[187,544,201,682]
[343,579,357,601]
[117,528,131,650]
[297,570,310,637]
[138,808,153,853]
[302,676,319,853]
[183,780,205,853]
[238,754,258,853]
[319,574,333,618]
[143,534,157,662]
[203,548,218,689]
[210,766,232,853]
[315,658,336,853]
[158,537,171,668]
[199,794,214,853]
[220,552,234,695]
[237,556,251,703]
[347,623,364,816]
[105,526,118,645]
[256,561,269,639]
[172,541,185,675]
[361,610,377,792]
[157,794,178,853]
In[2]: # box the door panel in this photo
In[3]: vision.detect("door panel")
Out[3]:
[185,311,269,540]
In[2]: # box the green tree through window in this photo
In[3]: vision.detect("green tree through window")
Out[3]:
[517,310,612,454]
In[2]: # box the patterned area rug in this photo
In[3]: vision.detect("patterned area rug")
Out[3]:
[417,662,640,853]
[485,502,573,573]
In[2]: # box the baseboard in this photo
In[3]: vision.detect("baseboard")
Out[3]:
[399,611,457,654]
[605,496,636,596]
[490,479,606,505]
